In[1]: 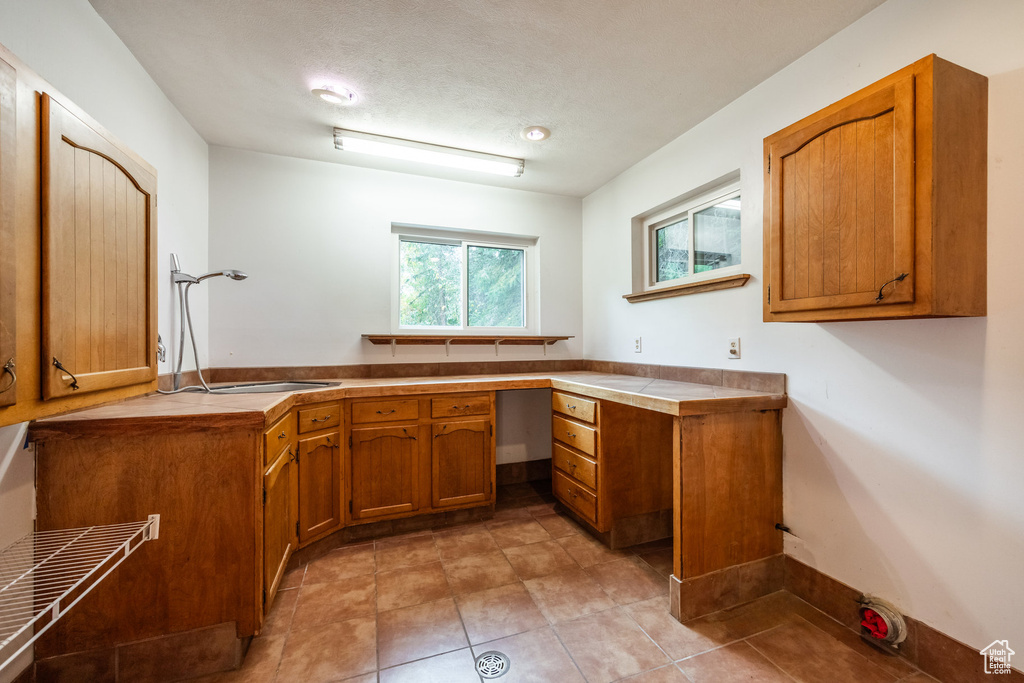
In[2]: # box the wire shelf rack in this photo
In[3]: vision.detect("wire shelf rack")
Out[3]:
[0,515,159,674]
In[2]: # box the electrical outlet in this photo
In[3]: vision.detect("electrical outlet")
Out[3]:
[728,337,741,359]
[634,336,642,353]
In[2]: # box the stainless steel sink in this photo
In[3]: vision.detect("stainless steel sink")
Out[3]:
[210,381,339,394]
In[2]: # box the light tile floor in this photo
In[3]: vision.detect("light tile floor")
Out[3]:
[189,481,939,683]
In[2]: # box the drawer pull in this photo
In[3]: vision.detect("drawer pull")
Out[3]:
[277,431,287,440]
[376,409,396,415]
[566,431,576,438]
[566,404,576,411]
[566,461,577,471]
[310,414,333,423]
[451,403,471,410]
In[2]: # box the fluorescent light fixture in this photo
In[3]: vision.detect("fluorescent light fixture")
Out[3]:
[333,128,524,177]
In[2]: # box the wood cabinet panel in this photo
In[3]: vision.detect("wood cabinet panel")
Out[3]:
[552,442,596,489]
[297,402,340,433]
[551,391,596,424]
[263,443,294,609]
[764,55,986,322]
[350,424,421,519]
[431,419,491,508]
[351,398,419,424]
[553,469,597,524]
[0,55,14,408]
[297,430,342,542]
[264,412,296,466]
[430,394,490,418]
[769,79,915,314]
[40,93,157,397]
[552,414,596,457]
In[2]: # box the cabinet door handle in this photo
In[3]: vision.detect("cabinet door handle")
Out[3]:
[311,414,332,423]
[288,448,296,462]
[376,409,396,415]
[277,431,287,440]
[0,359,15,394]
[402,427,417,440]
[434,424,448,438]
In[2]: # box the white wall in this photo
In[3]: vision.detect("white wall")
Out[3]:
[208,146,583,367]
[0,0,211,377]
[582,0,1024,654]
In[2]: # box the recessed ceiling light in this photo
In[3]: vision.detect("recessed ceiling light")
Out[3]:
[521,126,550,141]
[312,86,357,106]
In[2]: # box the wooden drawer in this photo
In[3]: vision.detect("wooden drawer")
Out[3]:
[552,415,596,457]
[263,413,296,466]
[552,392,597,424]
[552,442,596,490]
[431,394,490,418]
[351,398,419,424]
[297,403,341,433]
[553,469,597,524]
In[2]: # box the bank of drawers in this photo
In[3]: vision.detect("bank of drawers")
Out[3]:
[551,391,599,525]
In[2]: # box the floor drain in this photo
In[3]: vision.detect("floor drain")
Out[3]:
[475,650,510,679]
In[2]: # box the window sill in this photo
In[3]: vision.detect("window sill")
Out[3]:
[362,334,573,356]
[623,273,751,303]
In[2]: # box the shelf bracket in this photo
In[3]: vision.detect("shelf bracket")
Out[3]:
[444,339,452,357]
[390,338,397,357]
[494,339,503,356]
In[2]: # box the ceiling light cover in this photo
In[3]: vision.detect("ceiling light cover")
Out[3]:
[313,86,357,105]
[334,128,525,177]
[521,126,550,141]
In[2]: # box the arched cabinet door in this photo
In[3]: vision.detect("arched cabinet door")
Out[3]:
[40,93,157,399]
[0,55,16,408]
[350,424,422,520]
[431,419,491,508]
[767,76,916,315]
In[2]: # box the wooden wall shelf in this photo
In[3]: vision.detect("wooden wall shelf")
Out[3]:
[623,274,751,303]
[362,334,573,357]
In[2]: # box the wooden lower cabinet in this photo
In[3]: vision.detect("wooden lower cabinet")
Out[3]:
[350,424,422,519]
[432,418,491,508]
[263,441,295,607]
[552,391,675,548]
[297,429,343,542]
[346,392,495,525]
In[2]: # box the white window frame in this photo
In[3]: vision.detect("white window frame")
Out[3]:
[642,182,742,291]
[390,223,538,335]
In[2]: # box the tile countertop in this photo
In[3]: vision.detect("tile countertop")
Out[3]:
[29,372,787,438]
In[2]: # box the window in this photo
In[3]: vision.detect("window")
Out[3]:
[393,225,535,332]
[645,186,742,289]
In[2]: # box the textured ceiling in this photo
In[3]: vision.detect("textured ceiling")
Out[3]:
[89,0,886,197]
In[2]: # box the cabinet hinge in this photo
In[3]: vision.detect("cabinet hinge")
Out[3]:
[349,435,353,448]
[262,588,266,606]
[295,521,300,536]
[262,488,266,506]
[490,424,493,437]
[349,500,353,513]
[767,154,771,174]
[767,285,771,305]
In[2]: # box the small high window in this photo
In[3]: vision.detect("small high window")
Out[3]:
[647,188,741,289]
[393,225,535,333]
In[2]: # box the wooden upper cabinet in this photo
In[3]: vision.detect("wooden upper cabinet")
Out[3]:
[0,56,15,408]
[40,94,157,398]
[763,55,987,322]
